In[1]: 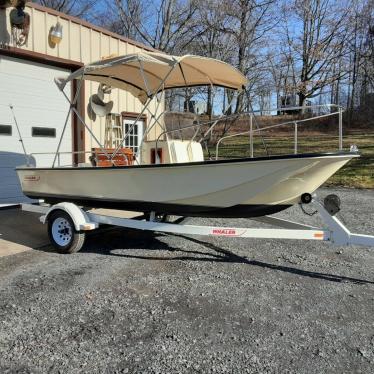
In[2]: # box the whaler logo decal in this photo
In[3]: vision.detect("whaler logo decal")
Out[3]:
[24,175,40,182]
[212,228,238,236]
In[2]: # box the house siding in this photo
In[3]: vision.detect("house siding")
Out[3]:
[0,3,163,155]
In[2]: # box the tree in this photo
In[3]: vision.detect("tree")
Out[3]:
[188,0,236,116]
[35,0,97,18]
[282,0,350,108]
[267,48,298,110]
[346,0,374,121]
[104,0,199,52]
[219,0,277,112]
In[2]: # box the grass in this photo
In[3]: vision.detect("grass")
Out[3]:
[207,133,374,189]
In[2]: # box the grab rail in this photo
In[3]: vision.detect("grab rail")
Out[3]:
[215,107,343,159]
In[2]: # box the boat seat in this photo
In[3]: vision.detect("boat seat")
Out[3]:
[90,148,135,167]
[170,141,190,163]
[169,140,204,163]
[187,141,204,162]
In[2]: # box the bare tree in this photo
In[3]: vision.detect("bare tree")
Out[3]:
[105,0,199,52]
[188,0,237,116]
[346,0,374,122]
[219,0,277,112]
[35,0,97,18]
[267,48,298,111]
[281,0,351,109]
[105,0,142,39]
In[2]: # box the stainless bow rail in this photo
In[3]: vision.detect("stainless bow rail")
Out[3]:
[215,104,344,159]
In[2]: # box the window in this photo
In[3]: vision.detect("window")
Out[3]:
[0,125,12,136]
[32,127,56,138]
[123,120,144,154]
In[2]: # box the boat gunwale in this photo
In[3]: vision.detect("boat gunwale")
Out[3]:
[16,152,359,171]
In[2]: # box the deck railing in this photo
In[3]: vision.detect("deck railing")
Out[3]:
[215,104,344,159]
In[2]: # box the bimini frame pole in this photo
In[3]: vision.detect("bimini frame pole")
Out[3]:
[54,74,111,167]
[52,75,83,167]
[110,58,180,161]
[137,90,166,163]
[119,66,167,164]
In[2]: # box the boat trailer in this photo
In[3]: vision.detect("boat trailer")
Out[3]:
[21,194,374,254]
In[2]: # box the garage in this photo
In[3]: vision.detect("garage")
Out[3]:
[0,55,72,204]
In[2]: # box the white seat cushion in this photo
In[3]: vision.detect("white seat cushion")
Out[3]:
[188,142,204,162]
[168,140,204,163]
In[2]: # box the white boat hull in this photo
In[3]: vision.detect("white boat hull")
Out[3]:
[16,153,357,218]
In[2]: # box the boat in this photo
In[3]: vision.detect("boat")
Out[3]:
[16,52,358,218]
[17,152,357,218]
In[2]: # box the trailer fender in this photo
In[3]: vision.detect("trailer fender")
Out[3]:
[40,203,98,231]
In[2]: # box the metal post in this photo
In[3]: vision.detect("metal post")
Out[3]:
[112,97,152,158]
[111,60,179,161]
[294,121,298,154]
[247,100,269,157]
[53,105,74,168]
[138,58,151,97]
[9,105,28,164]
[338,107,343,150]
[71,107,110,159]
[249,114,254,158]
[140,92,166,146]
[57,75,112,165]
[53,75,85,168]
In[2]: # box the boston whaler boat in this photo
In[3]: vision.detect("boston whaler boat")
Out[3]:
[17,52,357,218]
[17,153,356,218]
[15,52,373,253]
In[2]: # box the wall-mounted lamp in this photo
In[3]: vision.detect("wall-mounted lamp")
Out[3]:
[9,2,30,47]
[49,21,62,45]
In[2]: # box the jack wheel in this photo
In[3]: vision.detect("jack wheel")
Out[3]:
[47,210,85,254]
[324,194,341,216]
[301,193,312,204]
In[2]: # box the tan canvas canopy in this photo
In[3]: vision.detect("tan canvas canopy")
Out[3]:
[55,51,248,103]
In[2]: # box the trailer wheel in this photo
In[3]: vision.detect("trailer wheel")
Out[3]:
[47,210,85,254]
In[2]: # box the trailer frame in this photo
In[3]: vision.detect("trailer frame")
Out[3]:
[21,195,374,254]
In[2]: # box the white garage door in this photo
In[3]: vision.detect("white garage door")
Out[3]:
[0,55,72,204]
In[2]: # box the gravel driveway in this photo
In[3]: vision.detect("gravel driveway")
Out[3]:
[0,187,373,374]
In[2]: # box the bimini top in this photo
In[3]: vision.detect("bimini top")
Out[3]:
[55,52,248,103]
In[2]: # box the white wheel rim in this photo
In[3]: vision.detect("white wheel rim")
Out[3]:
[52,217,73,246]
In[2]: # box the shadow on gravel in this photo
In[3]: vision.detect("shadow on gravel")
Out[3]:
[83,228,374,286]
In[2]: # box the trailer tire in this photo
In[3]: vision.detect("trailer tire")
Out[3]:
[47,210,85,254]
